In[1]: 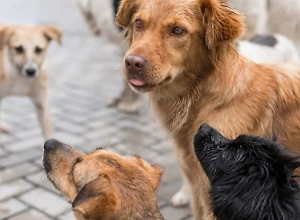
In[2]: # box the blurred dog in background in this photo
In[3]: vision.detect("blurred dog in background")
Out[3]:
[194,124,300,220]
[77,0,143,114]
[0,24,61,139]
[227,0,300,47]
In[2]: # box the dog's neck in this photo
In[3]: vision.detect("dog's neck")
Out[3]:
[148,52,249,135]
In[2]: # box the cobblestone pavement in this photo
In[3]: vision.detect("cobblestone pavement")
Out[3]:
[0,1,193,219]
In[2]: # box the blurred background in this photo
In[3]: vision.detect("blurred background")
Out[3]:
[0,0,191,219]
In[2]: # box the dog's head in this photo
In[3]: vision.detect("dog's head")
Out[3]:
[194,123,300,220]
[43,139,163,220]
[115,0,244,94]
[0,25,61,77]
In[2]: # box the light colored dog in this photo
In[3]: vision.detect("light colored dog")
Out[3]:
[77,0,143,114]
[238,34,300,65]
[0,24,62,139]
[116,0,300,219]
[227,0,300,46]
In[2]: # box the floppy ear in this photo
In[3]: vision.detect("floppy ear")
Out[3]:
[201,0,244,49]
[0,27,14,51]
[40,25,62,44]
[72,177,119,220]
[115,0,138,27]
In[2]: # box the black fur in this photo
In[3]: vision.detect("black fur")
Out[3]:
[194,124,300,220]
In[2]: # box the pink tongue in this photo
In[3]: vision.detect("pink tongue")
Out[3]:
[129,79,145,86]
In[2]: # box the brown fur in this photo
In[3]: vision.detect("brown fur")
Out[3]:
[116,0,300,219]
[43,139,163,220]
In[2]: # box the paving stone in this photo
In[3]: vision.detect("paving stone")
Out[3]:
[8,209,52,220]
[0,148,41,168]
[0,198,28,219]
[58,210,76,220]
[0,0,192,219]
[5,137,44,153]
[0,162,38,183]
[0,179,33,201]
[160,205,192,220]
[19,188,69,217]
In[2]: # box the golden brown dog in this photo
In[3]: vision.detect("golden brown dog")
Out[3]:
[0,24,61,139]
[43,139,163,220]
[116,0,300,219]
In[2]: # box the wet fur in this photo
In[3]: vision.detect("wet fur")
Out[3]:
[116,0,300,219]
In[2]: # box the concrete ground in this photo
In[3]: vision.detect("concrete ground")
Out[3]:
[0,0,193,219]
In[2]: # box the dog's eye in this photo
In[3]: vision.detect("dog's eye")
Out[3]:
[172,27,184,35]
[134,20,142,31]
[14,46,24,54]
[35,46,43,54]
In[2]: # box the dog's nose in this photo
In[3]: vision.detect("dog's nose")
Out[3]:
[44,139,63,151]
[199,123,214,135]
[26,68,36,77]
[125,55,146,74]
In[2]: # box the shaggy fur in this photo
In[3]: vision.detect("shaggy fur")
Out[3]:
[116,0,300,219]
[194,123,300,220]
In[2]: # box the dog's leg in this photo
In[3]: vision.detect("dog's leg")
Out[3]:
[108,80,143,114]
[0,101,10,133]
[170,178,190,207]
[77,0,101,35]
[31,91,53,140]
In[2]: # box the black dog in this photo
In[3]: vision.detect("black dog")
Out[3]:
[194,124,300,220]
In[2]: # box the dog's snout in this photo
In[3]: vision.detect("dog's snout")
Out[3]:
[44,139,63,151]
[125,55,146,74]
[25,68,36,77]
[199,123,214,135]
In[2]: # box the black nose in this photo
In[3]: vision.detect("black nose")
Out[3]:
[44,139,62,151]
[198,123,215,135]
[125,55,146,74]
[26,68,36,76]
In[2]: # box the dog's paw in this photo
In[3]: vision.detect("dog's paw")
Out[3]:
[170,190,190,207]
[0,122,10,133]
[117,101,141,114]
[107,98,121,107]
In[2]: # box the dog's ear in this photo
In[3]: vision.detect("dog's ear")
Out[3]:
[201,0,244,48]
[40,25,62,44]
[115,0,138,27]
[149,164,163,190]
[0,27,14,51]
[72,176,119,220]
[133,156,163,190]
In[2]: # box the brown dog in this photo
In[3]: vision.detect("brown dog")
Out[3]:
[0,24,61,139]
[116,0,300,219]
[43,139,163,220]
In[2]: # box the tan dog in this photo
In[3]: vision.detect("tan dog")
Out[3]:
[43,139,163,220]
[116,0,300,219]
[0,24,61,139]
